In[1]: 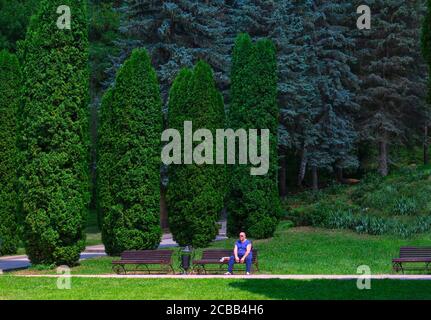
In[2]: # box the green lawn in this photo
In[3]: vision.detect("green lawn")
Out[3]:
[12,222,431,275]
[1,276,430,300]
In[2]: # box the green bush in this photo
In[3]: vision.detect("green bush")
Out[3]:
[99,49,163,255]
[167,61,225,248]
[227,34,281,239]
[393,197,418,216]
[0,50,21,255]
[18,0,90,265]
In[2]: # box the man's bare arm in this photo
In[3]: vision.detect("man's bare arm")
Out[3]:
[241,244,252,261]
[234,245,239,260]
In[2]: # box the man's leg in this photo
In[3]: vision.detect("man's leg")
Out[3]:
[228,255,235,273]
[245,255,252,273]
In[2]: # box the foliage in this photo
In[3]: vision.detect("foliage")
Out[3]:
[113,0,231,102]
[99,48,163,255]
[287,166,431,238]
[227,34,281,239]
[0,0,38,52]
[354,0,427,175]
[0,51,21,255]
[167,61,225,248]
[89,0,121,93]
[18,0,90,265]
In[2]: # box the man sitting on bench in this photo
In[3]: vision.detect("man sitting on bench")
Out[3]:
[225,232,252,275]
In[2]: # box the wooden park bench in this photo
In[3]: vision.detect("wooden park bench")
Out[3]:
[112,250,175,274]
[192,249,258,274]
[392,247,431,274]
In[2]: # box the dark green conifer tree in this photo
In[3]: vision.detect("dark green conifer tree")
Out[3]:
[167,61,225,248]
[0,50,21,255]
[354,0,426,176]
[421,0,431,165]
[18,0,90,265]
[99,49,163,256]
[227,34,281,239]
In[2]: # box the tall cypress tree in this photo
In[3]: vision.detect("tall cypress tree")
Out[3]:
[0,50,21,255]
[99,48,163,256]
[227,34,281,239]
[167,61,225,248]
[18,0,90,265]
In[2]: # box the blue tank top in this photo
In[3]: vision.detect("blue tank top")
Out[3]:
[236,239,251,256]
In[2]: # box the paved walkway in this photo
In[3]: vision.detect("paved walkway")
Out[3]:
[9,274,431,280]
[0,228,228,272]
[0,251,107,272]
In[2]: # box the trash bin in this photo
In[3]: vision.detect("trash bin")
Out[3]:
[180,246,193,274]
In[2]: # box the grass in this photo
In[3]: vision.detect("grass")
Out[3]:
[1,276,431,300]
[12,222,431,275]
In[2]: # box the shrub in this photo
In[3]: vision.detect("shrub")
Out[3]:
[393,197,418,216]
[99,49,163,255]
[18,0,90,265]
[167,61,225,248]
[0,50,21,255]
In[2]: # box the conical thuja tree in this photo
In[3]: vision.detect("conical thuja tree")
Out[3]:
[99,48,163,256]
[0,50,21,256]
[167,61,226,248]
[18,0,90,265]
[227,33,281,239]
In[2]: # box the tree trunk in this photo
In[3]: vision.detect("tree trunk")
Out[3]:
[278,149,287,200]
[336,167,343,182]
[297,147,307,188]
[424,125,429,165]
[312,166,318,191]
[378,139,389,177]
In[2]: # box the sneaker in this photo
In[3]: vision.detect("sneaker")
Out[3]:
[224,272,232,275]
[246,272,251,275]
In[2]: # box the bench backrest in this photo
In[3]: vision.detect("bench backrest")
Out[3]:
[399,247,431,258]
[120,250,173,262]
[201,249,258,262]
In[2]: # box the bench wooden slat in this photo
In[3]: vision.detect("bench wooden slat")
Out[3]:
[112,250,175,274]
[393,247,431,274]
[193,249,259,273]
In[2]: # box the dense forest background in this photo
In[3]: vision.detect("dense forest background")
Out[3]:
[2,0,428,192]
[1,0,431,265]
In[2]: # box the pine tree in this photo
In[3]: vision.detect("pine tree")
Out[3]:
[271,0,322,190]
[0,50,21,255]
[306,0,359,187]
[167,61,225,248]
[354,0,427,176]
[18,0,90,265]
[273,0,358,190]
[421,0,431,165]
[227,34,281,239]
[112,0,230,102]
[99,49,163,256]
